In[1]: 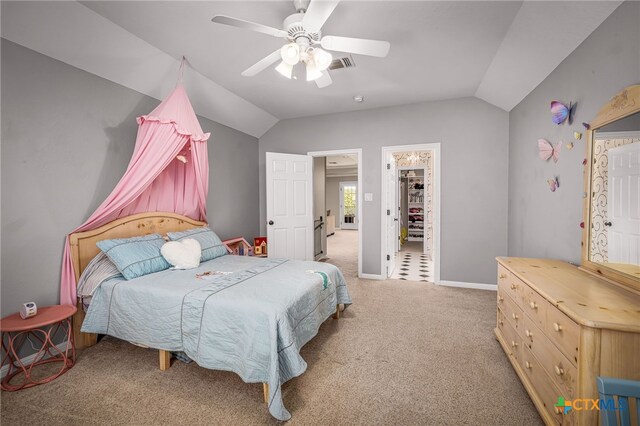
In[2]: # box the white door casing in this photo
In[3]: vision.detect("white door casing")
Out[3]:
[385,152,397,277]
[308,148,363,279]
[339,181,358,230]
[381,143,440,283]
[607,143,640,265]
[397,174,402,252]
[265,152,314,260]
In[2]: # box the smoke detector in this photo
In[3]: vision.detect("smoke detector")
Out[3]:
[353,95,365,103]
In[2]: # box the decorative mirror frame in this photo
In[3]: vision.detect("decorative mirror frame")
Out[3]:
[581,84,640,293]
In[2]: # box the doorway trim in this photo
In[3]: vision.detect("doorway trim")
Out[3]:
[381,143,441,284]
[308,148,363,278]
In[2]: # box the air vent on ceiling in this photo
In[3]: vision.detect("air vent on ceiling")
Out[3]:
[328,55,356,71]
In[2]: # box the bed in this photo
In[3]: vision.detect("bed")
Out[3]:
[69,212,352,421]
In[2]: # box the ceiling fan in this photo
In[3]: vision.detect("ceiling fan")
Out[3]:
[211,0,390,88]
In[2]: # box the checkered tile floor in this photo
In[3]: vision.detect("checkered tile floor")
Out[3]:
[390,252,434,282]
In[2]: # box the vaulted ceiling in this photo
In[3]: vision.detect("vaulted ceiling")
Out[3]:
[1,1,622,137]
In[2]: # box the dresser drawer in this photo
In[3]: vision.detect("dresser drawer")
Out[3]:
[497,288,524,336]
[497,264,510,286]
[521,345,567,425]
[546,306,580,365]
[499,315,522,363]
[522,286,547,331]
[497,307,506,330]
[498,269,525,309]
[524,316,578,399]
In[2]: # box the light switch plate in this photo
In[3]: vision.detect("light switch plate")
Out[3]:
[364,193,373,202]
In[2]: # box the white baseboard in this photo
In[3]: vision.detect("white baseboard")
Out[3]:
[359,273,384,280]
[0,340,69,379]
[437,280,497,291]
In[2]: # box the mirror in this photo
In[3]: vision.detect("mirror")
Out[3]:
[583,85,640,290]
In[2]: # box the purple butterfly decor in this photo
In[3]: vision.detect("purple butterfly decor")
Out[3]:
[547,176,560,192]
[551,101,576,125]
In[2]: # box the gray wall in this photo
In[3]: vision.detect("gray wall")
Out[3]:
[0,40,260,315]
[260,97,509,283]
[507,1,640,262]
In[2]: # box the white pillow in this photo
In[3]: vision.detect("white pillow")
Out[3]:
[161,238,201,269]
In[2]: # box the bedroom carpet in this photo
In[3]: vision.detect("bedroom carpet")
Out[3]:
[1,230,542,425]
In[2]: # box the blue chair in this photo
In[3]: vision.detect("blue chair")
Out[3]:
[597,377,640,426]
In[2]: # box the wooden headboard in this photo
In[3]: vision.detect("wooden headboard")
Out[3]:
[70,212,206,349]
[69,212,207,281]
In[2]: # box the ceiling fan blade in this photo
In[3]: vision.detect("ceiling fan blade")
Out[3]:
[321,35,390,57]
[315,71,332,88]
[302,0,340,32]
[241,49,282,77]
[211,15,287,38]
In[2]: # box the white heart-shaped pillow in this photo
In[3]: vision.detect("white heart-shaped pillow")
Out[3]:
[161,238,201,269]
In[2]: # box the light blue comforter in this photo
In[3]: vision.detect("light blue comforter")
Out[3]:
[81,255,352,420]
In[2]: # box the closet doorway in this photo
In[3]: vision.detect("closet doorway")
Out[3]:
[381,144,440,283]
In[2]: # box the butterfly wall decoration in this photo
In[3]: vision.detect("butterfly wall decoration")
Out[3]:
[551,100,576,125]
[538,138,561,163]
[547,176,560,192]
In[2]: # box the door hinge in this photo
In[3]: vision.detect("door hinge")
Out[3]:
[387,163,390,170]
[387,209,390,215]
[387,255,390,261]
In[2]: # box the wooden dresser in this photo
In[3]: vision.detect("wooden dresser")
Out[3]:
[495,257,640,425]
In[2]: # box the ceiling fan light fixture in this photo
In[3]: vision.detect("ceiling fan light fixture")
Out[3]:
[306,62,323,81]
[275,61,294,79]
[280,42,300,66]
[313,48,333,71]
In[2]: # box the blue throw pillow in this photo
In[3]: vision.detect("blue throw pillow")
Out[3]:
[96,234,170,280]
[167,227,227,262]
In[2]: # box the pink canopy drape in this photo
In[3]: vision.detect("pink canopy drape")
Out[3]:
[60,84,210,305]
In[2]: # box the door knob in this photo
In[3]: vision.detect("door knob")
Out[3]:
[604,221,612,227]
[268,220,274,225]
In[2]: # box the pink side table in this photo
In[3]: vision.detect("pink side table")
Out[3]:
[1,304,77,391]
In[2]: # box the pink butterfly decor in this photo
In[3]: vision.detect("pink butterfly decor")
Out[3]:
[547,176,560,192]
[538,139,561,163]
[551,101,575,125]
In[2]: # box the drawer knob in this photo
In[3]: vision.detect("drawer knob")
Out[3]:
[499,274,506,279]
[498,320,504,326]
[529,301,538,310]
[510,284,517,290]
[554,365,565,376]
[511,340,518,348]
[525,329,533,338]
[512,313,519,320]
[553,322,563,332]
[498,296,504,302]
[525,361,532,369]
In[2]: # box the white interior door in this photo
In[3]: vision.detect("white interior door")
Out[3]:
[266,152,313,260]
[339,181,358,230]
[385,153,397,277]
[608,143,640,265]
